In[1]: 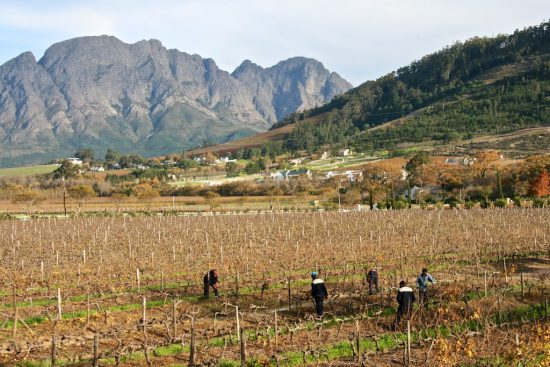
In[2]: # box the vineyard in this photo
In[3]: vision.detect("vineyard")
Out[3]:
[0,209,549,366]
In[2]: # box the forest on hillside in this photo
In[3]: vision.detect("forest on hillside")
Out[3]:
[275,21,550,153]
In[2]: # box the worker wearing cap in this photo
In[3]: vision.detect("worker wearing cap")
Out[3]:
[311,272,328,316]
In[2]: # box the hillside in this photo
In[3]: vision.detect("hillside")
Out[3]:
[267,21,550,155]
[0,36,351,167]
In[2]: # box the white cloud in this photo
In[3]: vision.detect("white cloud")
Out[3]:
[0,0,548,85]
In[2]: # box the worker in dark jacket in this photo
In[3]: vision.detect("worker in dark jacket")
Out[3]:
[311,272,328,316]
[367,268,379,294]
[392,281,416,330]
[203,269,220,299]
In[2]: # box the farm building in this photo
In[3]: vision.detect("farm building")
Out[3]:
[445,157,477,166]
[67,157,83,165]
[287,169,312,179]
[338,149,352,157]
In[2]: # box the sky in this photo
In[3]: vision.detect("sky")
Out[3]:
[0,0,548,86]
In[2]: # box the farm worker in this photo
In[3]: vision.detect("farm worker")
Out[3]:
[367,268,379,294]
[392,280,416,330]
[415,268,436,307]
[203,269,220,298]
[311,272,328,316]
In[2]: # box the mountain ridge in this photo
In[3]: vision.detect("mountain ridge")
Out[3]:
[0,35,351,167]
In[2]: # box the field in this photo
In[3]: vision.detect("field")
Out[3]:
[0,165,59,178]
[0,209,549,366]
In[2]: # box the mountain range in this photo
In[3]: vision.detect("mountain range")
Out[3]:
[188,21,550,159]
[0,36,351,166]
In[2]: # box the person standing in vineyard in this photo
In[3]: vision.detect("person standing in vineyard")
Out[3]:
[311,272,328,316]
[367,268,379,294]
[416,268,436,307]
[392,280,416,330]
[203,269,220,299]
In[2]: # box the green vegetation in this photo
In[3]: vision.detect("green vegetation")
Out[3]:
[275,21,550,153]
[0,164,59,177]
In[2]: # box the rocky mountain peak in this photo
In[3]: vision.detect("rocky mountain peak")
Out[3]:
[0,36,352,166]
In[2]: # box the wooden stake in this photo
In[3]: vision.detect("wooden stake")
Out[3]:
[136,268,141,293]
[12,286,17,337]
[51,326,57,367]
[172,299,178,341]
[141,296,147,334]
[406,320,411,366]
[288,278,291,310]
[189,317,196,367]
[236,306,240,342]
[57,288,62,320]
[520,273,524,300]
[274,310,278,347]
[484,270,487,297]
[93,333,99,367]
[240,328,247,367]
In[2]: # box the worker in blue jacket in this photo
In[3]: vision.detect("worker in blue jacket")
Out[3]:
[311,272,328,316]
[416,268,436,307]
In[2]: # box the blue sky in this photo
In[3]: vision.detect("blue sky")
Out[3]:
[0,0,548,85]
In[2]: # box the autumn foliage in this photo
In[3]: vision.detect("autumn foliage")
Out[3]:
[530,171,550,197]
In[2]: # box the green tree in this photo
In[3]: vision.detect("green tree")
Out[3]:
[105,149,121,163]
[53,160,79,179]
[225,162,240,177]
[75,148,94,163]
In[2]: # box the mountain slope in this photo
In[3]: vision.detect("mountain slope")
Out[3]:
[0,36,351,167]
[273,21,550,155]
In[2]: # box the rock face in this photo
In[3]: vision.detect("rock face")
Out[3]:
[0,36,351,166]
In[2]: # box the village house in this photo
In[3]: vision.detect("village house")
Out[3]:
[289,158,305,166]
[67,157,83,165]
[338,149,352,157]
[445,157,477,166]
[270,170,288,181]
[287,169,312,179]
[325,170,363,182]
[90,165,105,172]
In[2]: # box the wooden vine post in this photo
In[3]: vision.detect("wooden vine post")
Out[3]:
[136,268,141,294]
[484,270,488,297]
[240,328,247,367]
[236,306,240,342]
[11,285,18,337]
[57,288,62,320]
[520,273,524,300]
[406,320,411,366]
[274,310,278,346]
[93,332,99,367]
[141,296,147,334]
[51,323,58,367]
[189,317,196,367]
[288,277,291,310]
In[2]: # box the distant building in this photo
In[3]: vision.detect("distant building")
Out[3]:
[320,151,330,160]
[338,149,352,157]
[271,169,312,180]
[67,157,83,165]
[325,170,363,182]
[287,169,312,179]
[445,157,477,166]
[90,166,105,172]
[215,156,236,164]
[270,171,288,181]
[289,158,304,166]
